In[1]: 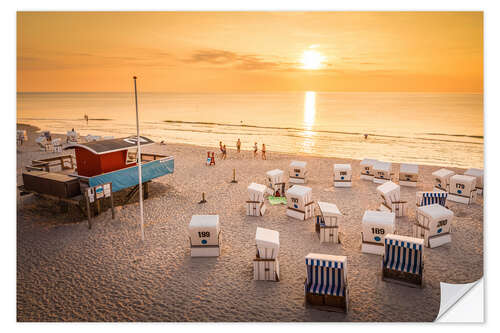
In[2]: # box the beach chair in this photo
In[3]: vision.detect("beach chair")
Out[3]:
[304,253,348,313]
[253,227,280,281]
[382,234,424,288]
[289,160,308,184]
[415,204,453,248]
[447,174,477,205]
[17,130,27,145]
[464,168,484,195]
[85,134,101,142]
[52,138,63,153]
[432,168,455,192]
[373,161,392,184]
[286,185,314,220]
[361,210,395,255]
[333,164,352,187]
[188,215,221,257]
[266,169,286,197]
[416,191,448,207]
[376,181,407,217]
[246,182,267,216]
[399,163,419,187]
[316,202,342,243]
[66,130,79,143]
[360,158,378,180]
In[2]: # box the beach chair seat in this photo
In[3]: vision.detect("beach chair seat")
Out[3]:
[253,227,280,281]
[464,168,484,195]
[333,164,352,187]
[415,203,453,248]
[316,202,342,243]
[399,163,419,187]
[266,169,286,196]
[188,215,221,257]
[432,168,455,192]
[373,161,392,184]
[286,185,314,220]
[289,160,308,184]
[382,234,424,287]
[360,158,378,180]
[416,191,448,207]
[246,182,267,216]
[376,181,407,217]
[447,174,477,205]
[361,210,395,255]
[304,253,348,313]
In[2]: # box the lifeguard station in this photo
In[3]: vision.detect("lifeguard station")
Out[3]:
[188,215,221,257]
[333,164,352,187]
[464,168,484,195]
[361,210,395,255]
[432,168,455,192]
[383,234,424,287]
[415,204,453,248]
[447,174,477,204]
[399,163,419,187]
[246,182,267,216]
[373,161,392,184]
[253,227,280,281]
[289,160,308,184]
[286,185,314,220]
[316,201,342,243]
[266,169,286,197]
[376,181,407,217]
[360,158,378,180]
[304,253,349,313]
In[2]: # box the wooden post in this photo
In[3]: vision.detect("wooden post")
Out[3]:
[231,168,238,183]
[97,199,101,215]
[144,181,149,199]
[85,191,92,229]
[110,183,115,219]
[198,192,207,204]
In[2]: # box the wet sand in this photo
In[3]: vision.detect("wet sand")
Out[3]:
[16,124,483,322]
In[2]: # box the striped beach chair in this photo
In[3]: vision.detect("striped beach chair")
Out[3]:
[382,234,424,287]
[416,191,448,207]
[304,253,348,312]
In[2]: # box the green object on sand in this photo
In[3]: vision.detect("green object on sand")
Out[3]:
[268,196,287,205]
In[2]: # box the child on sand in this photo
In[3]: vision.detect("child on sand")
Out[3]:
[253,142,258,159]
[262,143,266,160]
[236,138,241,153]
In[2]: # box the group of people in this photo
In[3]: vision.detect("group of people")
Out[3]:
[219,139,266,160]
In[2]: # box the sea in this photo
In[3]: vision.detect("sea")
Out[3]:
[17,91,484,169]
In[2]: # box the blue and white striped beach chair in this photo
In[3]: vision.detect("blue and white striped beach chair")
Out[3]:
[382,234,424,287]
[304,253,348,312]
[416,191,448,207]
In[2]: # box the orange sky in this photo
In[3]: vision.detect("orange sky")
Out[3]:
[17,12,483,93]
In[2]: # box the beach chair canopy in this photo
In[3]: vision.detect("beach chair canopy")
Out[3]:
[400,163,418,174]
[317,201,342,217]
[286,185,312,199]
[376,181,400,204]
[432,168,455,180]
[416,191,448,207]
[266,169,284,183]
[464,168,484,188]
[248,182,267,199]
[362,210,396,227]
[305,253,347,296]
[417,203,453,221]
[360,158,378,166]
[334,164,352,179]
[290,160,307,169]
[255,227,279,259]
[373,161,391,172]
[384,234,424,275]
[188,215,220,246]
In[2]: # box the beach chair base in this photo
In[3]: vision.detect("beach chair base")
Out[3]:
[289,177,306,184]
[360,174,373,180]
[305,292,348,313]
[428,233,451,248]
[191,245,220,257]
[373,178,390,184]
[253,259,280,281]
[447,193,474,205]
[287,206,314,220]
[382,267,423,288]
[246,202,266,216]
[361,242,384,255]
[399,180,417,187]
[334,181,352,187]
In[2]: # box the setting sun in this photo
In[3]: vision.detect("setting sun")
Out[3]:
[300,49,325,70]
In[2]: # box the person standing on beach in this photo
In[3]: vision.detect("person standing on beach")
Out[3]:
[262,143,266,160]
[219,141,224,157]
[253,142,258,159]
[236,138,241,153]
[222,145,227,160]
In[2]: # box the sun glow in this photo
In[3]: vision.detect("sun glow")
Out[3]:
[300,50,325,70]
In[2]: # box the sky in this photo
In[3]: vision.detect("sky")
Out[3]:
[17,12,483,93]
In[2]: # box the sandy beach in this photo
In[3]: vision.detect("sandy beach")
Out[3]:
[16,124,483,322]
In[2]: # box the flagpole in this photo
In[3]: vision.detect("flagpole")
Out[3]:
[133,76,145,241]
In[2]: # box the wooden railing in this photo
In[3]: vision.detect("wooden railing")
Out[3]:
[26,154,75,172]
